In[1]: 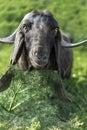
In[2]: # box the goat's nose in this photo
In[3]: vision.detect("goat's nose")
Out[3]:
[34,51,47,61]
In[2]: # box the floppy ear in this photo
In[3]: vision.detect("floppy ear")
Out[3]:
[10,31,25,65]
[54,29,62,77]
[54,29,73,79]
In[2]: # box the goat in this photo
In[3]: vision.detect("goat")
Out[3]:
[0,10,87,101]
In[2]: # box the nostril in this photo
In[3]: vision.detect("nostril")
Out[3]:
[34,51,41,59]
[34,51,47,60]
[43,55,47,60]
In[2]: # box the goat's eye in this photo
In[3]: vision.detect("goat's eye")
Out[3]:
[54,27,59,35]
[23,23,32,32]
[23,24,27,29]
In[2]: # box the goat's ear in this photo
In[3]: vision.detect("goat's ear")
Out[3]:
[54,29,62,76]
[54,30,73,79]
[10,31,25,65]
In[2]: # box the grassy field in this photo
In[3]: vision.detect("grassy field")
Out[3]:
[0,0,87,72]
[0,0,87,129]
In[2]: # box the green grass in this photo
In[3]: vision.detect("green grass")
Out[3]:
[0,67,87,130]
[0,0,87,129]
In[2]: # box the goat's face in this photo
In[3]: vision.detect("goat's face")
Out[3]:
[20,11,58,68]
[1,10,86,71]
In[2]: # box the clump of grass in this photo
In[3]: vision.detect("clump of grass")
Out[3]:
[0,66,87,129]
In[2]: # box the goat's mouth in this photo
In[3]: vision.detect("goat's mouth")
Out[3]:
[29,50,49,69]
[30,58,48,69]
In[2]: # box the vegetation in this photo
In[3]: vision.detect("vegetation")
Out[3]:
[0,0,87,129]
[0,67,87,130]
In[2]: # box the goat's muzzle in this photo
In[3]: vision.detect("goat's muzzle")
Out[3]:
[29,45,49,68]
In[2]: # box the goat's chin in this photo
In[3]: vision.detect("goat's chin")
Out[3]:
[30,59,48,69]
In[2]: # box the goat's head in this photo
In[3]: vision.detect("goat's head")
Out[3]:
[0,10,87,70]
[20,11,59,68]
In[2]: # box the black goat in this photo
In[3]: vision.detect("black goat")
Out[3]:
[0,10,87,101]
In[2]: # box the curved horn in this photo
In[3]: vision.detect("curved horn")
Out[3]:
[61,39,87,48]
[0,12,33,43]
[0,31,16,43]
[0,21,22,43]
